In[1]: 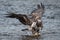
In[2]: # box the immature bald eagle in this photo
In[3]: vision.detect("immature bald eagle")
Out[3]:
[5,3,45,36]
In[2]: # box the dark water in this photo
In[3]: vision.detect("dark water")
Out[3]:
[0,0,60,40]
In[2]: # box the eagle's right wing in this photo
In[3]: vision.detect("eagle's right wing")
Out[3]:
[5,13,32,25]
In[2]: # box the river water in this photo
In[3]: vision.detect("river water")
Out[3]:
[0,0,60,40]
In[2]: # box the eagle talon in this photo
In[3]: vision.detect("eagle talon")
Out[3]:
[21,29,28,31]
[32,32,40,36]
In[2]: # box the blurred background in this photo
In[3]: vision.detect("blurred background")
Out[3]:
[0,0,60,40]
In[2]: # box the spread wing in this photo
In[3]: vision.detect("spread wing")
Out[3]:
[31,3,45,19]
[5,3,45,26]
[5,13,32,25]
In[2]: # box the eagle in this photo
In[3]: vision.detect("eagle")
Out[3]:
[5,3,45,36]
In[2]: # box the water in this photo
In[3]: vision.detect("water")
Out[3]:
[0,0,60,40]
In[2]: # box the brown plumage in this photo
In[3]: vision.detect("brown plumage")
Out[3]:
[5,3,45,36]
[6,13,32,25]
